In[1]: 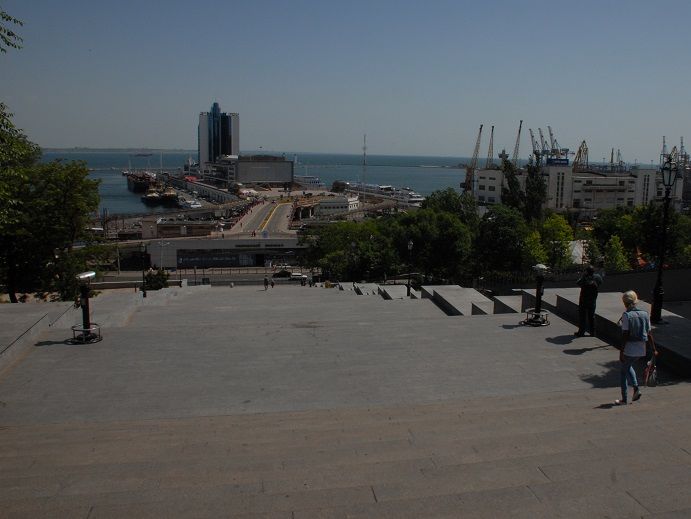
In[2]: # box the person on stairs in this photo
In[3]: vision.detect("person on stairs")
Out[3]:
[615,290,650,405]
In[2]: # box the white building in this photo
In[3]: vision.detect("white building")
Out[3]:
[472,163,683,217]
[315,195,360,217]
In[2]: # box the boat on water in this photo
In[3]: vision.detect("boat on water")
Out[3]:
[124,170,157,192]
[341,181,425,207]
[141,186,161,205]
[160,186,179,207]
[392,187,425,206]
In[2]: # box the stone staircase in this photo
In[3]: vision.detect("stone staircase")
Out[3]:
[1,284,691,517]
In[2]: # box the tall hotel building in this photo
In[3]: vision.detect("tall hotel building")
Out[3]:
[198,102,239,165]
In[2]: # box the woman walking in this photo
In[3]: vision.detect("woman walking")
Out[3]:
[615,290,651,405]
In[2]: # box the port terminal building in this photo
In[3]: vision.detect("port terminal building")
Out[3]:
[471,162,683,217]
[194,102,294,190]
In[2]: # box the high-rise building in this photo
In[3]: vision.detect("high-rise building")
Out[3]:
[198,102,239,165]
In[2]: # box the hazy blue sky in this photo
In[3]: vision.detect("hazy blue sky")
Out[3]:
[2,0,690,162]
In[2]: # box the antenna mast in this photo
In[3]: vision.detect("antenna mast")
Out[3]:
[361,134,367,207]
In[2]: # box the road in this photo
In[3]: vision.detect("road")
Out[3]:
[226,200,294,237]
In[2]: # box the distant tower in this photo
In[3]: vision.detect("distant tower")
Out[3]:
[198,102,239,164]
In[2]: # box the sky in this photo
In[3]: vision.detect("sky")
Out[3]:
[2,0,690,163]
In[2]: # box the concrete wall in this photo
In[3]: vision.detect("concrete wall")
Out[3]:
[237,161,293,184]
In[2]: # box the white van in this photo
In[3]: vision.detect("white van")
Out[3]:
[291,273,307,281]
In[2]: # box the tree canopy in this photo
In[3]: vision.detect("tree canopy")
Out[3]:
[0,107,101,302]
[0,9,23,54]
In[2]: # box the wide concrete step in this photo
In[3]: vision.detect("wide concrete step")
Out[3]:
[2,385,691,518]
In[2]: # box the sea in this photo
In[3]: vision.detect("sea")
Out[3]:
[41,150,470,216]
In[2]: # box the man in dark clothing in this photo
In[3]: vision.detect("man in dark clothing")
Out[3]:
[575,265,603,337]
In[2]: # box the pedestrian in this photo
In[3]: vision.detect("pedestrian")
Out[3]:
[270,279,275,289]
[615,290,651,405]
[575,265,603,337]
[264,276,269,291]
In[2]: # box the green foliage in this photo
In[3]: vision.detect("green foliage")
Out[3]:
[583,238,602,266]
[0,103,41,232]
[523,157,547,223]
[674,244,691,267]
[394,209,472,282]
[300,207,472,283]
[604,235,629,272]
[421,188,479,235]
[144,268,169,291]
[476,205,530,272]
[523,230,547,267]
[500,158,524,214]
[0,145,101,301]
[592,207,635,256]
[541,213,574,269]
[300,220,397,282]
[0,9,23,53]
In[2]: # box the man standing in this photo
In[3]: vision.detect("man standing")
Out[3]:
[264,276,269,291]
[615,290,650,405]
[575,265,603,337]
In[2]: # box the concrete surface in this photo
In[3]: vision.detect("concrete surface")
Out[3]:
[1,285,690,518]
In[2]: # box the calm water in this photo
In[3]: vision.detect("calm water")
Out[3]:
[42,151,470,215]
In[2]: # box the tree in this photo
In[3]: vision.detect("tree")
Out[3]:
[476,205,530,272]
[592,207,635,258]
[541,213,574,269]
[500,158,524,214]
[604,235,629,272]
[1,9,23,53]
[523,156,547,223]
[1,10,103,302]
[0,103,41,232]
[394,209,472,282]
[299,220,397,282]
[421,188,479,236]
[523,230,547,268]
[144,268,169,291]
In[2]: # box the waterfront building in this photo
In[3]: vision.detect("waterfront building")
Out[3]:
[198,102,239,165]
[315,195,360,217]
[471,162,684,217]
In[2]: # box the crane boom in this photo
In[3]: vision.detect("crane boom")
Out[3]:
[548,126,557,154]
[485,125,495,169]
[464,124,483,192]
[572,140,589,172]
[538,128,550,155]
[529,128,540,157]
[512,120,522,167]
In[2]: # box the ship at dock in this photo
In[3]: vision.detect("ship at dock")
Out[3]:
[338,181,425,207]
[123,170,157,192]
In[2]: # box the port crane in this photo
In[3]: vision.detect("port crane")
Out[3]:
[485,125,495,169]
[572,140,589,172]
[528,128,541,160]
[538,129,550,157]
[464,124,483,193]
[512,120,522,167]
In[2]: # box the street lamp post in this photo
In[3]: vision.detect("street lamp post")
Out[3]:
[407,239,413,297]
[651,149,679,323]
[159,241,170,270]
[139,243,147,298]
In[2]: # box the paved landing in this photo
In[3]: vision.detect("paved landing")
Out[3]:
[0,285,690,518]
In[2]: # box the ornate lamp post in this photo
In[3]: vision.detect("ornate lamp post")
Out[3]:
[651,148,679,323]
[407,239,413,297]
[139,242,147,298]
